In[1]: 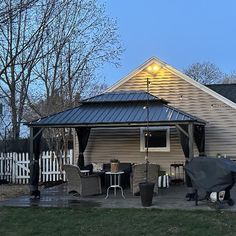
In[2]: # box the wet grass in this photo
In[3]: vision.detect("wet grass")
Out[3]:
[0,207,236,236]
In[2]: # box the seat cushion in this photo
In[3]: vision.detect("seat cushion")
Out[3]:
[92,163,103,172]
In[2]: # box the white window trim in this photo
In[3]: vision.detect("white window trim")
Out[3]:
[140,127,170,152]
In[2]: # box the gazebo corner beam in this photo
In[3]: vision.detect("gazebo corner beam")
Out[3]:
[188,123,194,160]
[175,124,189,137]
[29,127,44,162]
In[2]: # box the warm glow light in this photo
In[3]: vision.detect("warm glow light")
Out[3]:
[146,64,160,74]
[153,65,159,71]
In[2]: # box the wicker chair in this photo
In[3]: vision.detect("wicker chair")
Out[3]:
[62,164,102,197]
[130,163,160,195]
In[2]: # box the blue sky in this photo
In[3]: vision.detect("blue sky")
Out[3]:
[99,0,236,86]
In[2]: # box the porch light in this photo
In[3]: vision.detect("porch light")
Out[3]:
[153,65,159,71]
[147,64,160,74]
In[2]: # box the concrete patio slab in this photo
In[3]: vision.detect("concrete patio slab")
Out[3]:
[1,183,236,211]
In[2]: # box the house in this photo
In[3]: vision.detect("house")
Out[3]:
[73,57,236,172]
[28,57,236,193]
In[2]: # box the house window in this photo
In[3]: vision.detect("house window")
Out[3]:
[140,127,170,152]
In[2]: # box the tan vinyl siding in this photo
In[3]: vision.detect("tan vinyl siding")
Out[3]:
[74,65,236,171]
[83,128,186,173]
[75,127,198,173]
[115,68,236,156]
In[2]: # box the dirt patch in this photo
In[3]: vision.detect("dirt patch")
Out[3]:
[0,184,29,201]
[0,181,64,201]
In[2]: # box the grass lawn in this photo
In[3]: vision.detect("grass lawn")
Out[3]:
[1,207,236,236]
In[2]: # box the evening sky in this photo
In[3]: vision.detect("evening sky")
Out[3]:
[99,0,236,85]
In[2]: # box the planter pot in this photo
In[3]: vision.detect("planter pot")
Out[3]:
[139,182,155,207]
[111,162,119,173]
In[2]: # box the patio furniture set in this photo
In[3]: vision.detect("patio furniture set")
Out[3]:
[62,162,183,198]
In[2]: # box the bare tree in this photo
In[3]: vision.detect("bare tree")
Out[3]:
[0,0,122,139]
[0,0,70,139]
[222,72,236,84]
[183,62,223,84]
[0,0,37,25]
[27,0,122,118]
[0,0,53,78]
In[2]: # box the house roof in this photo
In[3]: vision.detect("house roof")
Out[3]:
[207,84,236,103]
[82,91,168,104]
[28,91,205,128]
[107,57,236,109]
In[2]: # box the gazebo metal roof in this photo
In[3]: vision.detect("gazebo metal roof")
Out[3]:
[82,91,168,104]
[28,91,205,128]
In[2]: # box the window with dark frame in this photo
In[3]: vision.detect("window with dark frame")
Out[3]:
[144,130,167,148]
[140,127,170,152]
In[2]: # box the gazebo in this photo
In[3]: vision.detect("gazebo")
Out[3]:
[27,91,205,196]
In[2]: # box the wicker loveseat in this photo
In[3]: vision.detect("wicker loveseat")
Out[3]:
[130,163,160,195]
[62,164,102,197]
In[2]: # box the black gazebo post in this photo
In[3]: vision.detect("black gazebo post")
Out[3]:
[187,123,195,201]
[29,127,43,198]
[176,122,205,202]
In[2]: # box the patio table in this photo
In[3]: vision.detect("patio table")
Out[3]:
[105,171,125,199]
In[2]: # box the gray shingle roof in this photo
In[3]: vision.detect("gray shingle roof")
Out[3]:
[28,92,205,127]
[207,84,236,103]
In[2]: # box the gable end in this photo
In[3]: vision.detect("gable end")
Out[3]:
[107,57,236,110]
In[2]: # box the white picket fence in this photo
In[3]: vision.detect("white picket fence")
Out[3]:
[0,150,74,184]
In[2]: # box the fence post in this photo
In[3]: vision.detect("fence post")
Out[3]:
[12,152,16,184]
[26,153,30,184]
